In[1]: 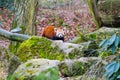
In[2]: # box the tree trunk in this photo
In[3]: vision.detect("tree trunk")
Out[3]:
[12,0,38,35]
[88,0,102,28]
[10,0,38,54]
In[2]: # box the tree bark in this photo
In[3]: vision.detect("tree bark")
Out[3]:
[88,0,102,28]
[12,0,38,35]
[9,0,38,54]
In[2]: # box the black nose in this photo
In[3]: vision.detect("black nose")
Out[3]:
[59,34,64,38]
[59,35,62,38]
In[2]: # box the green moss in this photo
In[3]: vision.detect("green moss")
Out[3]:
[59,63,70,77]
[85,33,97,40]
[68,46,73,48]
[72,62,85,76]
[26,63,32,67]
[17,36,66,62]
[100,51,112,59]
[59,61,89,77]
[68,48,83,59]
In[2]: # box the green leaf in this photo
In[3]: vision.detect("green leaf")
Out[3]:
[118,35,120,47]
[108,34,116,45]
[104,67,114,78]
[99,39,108,47]
[115,36,119,47]
[103,40,109,49]
[111,45,116,54]
[105,61,116,70]
[108,71,114,78]
[109,76,116,80]
[117,75,120,79]
[105,61,120,78]
[114,62,120,72]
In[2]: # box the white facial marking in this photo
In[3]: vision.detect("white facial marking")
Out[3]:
[56,29,65,38]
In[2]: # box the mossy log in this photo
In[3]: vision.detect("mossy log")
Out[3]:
[0,28,30,42]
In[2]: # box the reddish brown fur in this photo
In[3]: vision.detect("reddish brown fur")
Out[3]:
[42,26,56,39]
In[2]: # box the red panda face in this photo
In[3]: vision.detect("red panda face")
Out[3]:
[55,28,66,38]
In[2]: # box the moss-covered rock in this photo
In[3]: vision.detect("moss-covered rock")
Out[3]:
[17,36,66,62]
[97,0,120,26]
[8,58,100,80]
[17,36,91,62]
[51,41,86,58]
[70,27,120,44]
[0,46,21,79]
[59,57,101,79]
[9,59,60,80]
[16,35,101,63]
[69,27,120,57]
[59,58,95,77]
[7,55,21,77]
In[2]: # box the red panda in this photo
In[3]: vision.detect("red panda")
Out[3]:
[42,26,65,41]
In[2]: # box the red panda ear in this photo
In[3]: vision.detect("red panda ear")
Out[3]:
[63,27,66,31]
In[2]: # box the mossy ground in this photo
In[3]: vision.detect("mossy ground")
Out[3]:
[17,36,66,62]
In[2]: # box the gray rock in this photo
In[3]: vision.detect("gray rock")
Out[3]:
[59,57,100,77]
[51,41,84,55]
[11,59,60,80]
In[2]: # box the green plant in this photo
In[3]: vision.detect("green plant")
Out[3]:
[99,33,120,80]
[100,51,112,58]
[104,61,120,80]
[99,33,120,54]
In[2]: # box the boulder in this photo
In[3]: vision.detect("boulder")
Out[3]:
[17,36,95,62]
[59,57,100,77]
[51,40,85,58]
[17,36,66,62]
[97,0,120,27]
[9,57,100,80]
[10,59,60,80]
[70,27,120,43]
